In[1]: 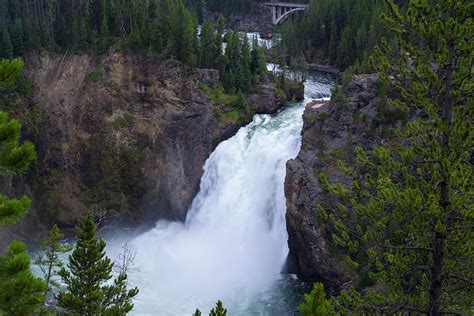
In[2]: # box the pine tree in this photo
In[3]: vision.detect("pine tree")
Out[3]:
[35,225,73,296]
[56,16,69,49]
[237,34,252,92]
[56,213,139,315]
[0,110,36,186]
[277,72,287,93]
[0,58,22,89]
[0,29,13,59]
[0,60,36,226]
[10,19,24,56]
[127,30,142,50]
[70,17,79,48]
[0,241,48,315]
[209,300,227,316]
[150,21,163,54]
[158,0,174,50]
[214,15,225,71]
[250,36,264,81]
[299,283,337,316]
[199,20,215,69]
[318,0,473,314]
[79,18,90,49]
[0,58,46,315]
[193,301,226,316]
[100,0,110,51]
[336,26,354,69]
[179,3,197,66]
[222,32,241,93]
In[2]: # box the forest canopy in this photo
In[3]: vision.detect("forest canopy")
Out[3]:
[0,0,199,58]
[278,0,411,71]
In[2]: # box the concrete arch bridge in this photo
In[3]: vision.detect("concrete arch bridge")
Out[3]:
[264,1,309,25]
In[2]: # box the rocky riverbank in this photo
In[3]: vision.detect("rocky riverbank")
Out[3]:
[0,51,302,249]
[285,74,407,288]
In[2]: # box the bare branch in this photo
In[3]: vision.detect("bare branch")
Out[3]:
[113,240,141,277]
[90,207,108,233]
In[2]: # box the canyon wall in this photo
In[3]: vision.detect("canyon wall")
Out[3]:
[285,74,406,288]
[0,51,291,248]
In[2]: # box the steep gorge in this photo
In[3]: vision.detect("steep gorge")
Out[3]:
[0,51,293,248]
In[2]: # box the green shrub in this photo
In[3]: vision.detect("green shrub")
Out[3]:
[202,85,239,106]
[275,87,287,103]
[299,282,338,316]
[110,115,129,130]
[374,103,408,126]
[85,66,102,82]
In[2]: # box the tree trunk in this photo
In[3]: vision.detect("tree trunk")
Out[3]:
[428,232,445,315]
[427,36,455,316]
[44,249,55,295]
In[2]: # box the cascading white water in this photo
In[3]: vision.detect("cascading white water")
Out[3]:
[107,65,333,315]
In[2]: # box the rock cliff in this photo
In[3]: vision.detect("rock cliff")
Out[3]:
[0,51,295,248]
[285,74,406,288]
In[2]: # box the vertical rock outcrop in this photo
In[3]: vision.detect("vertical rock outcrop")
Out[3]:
[285,74,405,288]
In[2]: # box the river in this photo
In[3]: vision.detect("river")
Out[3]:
[104,60,333,315]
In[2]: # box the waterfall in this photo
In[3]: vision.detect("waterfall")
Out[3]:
[108,69,333,315]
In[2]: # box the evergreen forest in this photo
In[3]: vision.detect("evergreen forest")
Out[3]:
[0,0,472,315]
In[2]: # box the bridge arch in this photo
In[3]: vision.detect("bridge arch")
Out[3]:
[265,2,309,25]
[275,7,306,24]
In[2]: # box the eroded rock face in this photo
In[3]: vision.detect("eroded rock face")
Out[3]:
[0,51,292,248]
[285,74,403,288]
